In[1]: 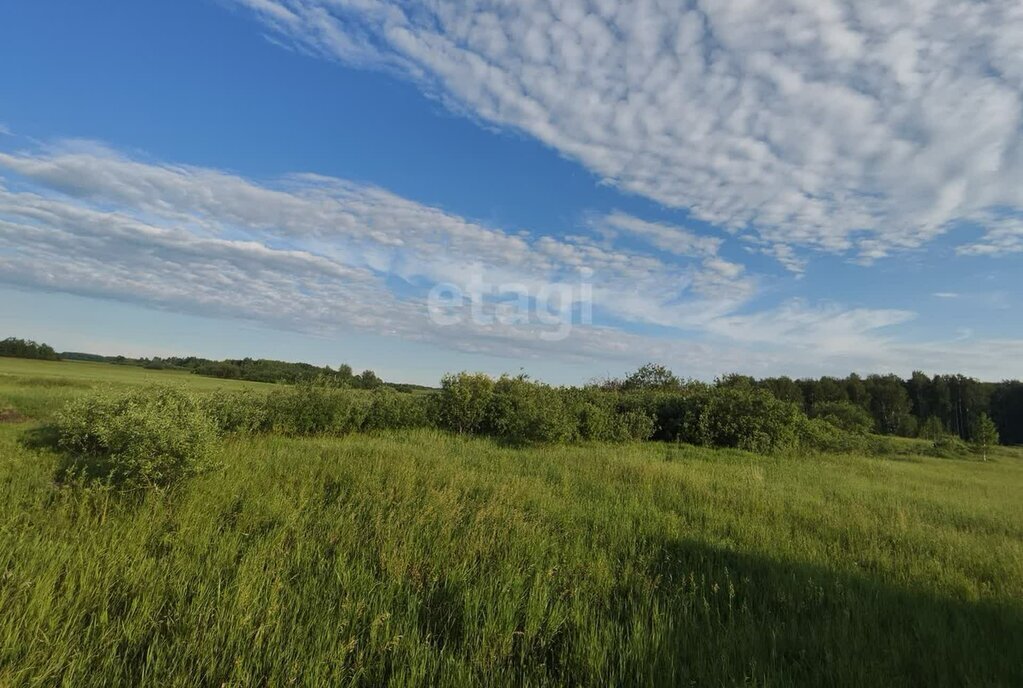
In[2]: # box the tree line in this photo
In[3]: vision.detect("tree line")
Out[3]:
[0,337,59,361]
[4,335,1020,445]
[602,364,1020,445]
[57,351,424,390]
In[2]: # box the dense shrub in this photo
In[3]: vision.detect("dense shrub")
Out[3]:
[362,389,430,431]
[433,373,495,435]
[622,389,705,442]
[928,434,971,459]
[264,384,369,435]
[486,376,576,444]
[570,391,655,442]
[619,410,656,442]
[810,401,875,435]
[797,417,867,454]
[574,401,619,441]
[201,390,270,434]
[696,387,803,453]
[54,387,216,488]
[48,371,895,465]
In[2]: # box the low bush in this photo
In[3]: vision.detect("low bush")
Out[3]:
[619,410,656,442]
[54,387,217,488]
[797,417,867,454]
[570,391,655,442]
[202,390,270,434]
[263,384,370,435]
[433,373,495,435]
[487,375,576,444]
[928,434,971,459]
[810,401,874,435]
[362,388,430,431]
[696,387,803,453]
[625,389,705,442]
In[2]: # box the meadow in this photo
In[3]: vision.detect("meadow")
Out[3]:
[0,358,1021,686]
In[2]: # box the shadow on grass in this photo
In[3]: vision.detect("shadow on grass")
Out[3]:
[18,422,60,451]
[598,537,1023,687]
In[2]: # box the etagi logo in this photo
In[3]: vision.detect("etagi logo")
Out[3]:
[427,269,593,341]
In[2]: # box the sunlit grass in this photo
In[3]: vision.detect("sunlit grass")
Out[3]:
[0,358,1021,685]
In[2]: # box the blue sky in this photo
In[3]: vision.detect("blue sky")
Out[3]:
[1,0,1021,384]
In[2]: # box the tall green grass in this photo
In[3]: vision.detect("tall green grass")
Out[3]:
[1,358,1021,685]
[2,425,1021,686]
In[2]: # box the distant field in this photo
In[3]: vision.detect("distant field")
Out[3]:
[0,356,268,390]
[0,357,268,420]
[0,358,1021,686]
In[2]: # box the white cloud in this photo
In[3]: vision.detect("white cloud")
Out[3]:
[0,124,11,137]
[956,211,1023,255]
[0,145,755,357]
[599,211,721,258]
[235,0,1023,268]
[2,143,1020,380]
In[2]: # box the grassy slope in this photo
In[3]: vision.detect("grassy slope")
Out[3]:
[1,359,1021,686]
[0,357,268,420]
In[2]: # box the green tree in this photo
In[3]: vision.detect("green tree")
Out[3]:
[810,401,874,435]
[434,372,495,434]
[0,337,59,361]
[973,413,999,461]
[918,416,945,441]
[864,374,913,435]
[622,363,680,390]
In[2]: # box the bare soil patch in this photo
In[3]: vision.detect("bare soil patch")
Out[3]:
[0,409,28,423]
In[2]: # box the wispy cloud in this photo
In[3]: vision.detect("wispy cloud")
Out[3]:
[2,141,1020,379]
[234,0,1023,270]
[956,211,1023,256]
[0,143,753,357]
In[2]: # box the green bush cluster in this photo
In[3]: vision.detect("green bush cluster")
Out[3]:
[201,385,432,436]
[54,387,217,488]
[51,373,896,489]
[431,374,831,451]
[810,401,875,434]
[433,374,655,445]
[927,434,972,459]
[621,386,808,453]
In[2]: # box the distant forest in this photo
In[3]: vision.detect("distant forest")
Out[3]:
[1,337,427,392]
[2,337,1020,444]
[0,337,59,361]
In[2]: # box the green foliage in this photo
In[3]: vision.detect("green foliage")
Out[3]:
[263,383,370,436]
[620,363,681,390]
[486,375,576,444]
[973,413,1000,460]
[58,351,397,389]
[54,387,216,488]
[797,417,865,454]
[696,387,803,453]
[811,401,875,434]
[864,374,914,435]
[918,416,946,441]
[434,372,495,434]
[990,382,1023,445]
[568,390,655,443]
[0,336,59,361]
[633,389,706,442]
[362,388,430,431]
[928,434,971,459]
[201,390,271,434]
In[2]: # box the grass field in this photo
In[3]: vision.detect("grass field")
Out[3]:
[1,358,1021,686]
